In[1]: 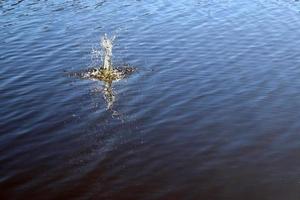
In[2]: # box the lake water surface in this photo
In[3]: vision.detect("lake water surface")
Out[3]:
[2,0,300,199]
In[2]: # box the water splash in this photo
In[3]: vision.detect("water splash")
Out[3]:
[101,34,114,71]
[69,34,136,112]
[84,34,135,82]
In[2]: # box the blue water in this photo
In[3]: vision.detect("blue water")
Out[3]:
[2,0,300,199]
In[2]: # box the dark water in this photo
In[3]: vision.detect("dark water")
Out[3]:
[2,0,300,199]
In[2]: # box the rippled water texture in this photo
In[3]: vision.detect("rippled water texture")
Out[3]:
[2,0,300,199]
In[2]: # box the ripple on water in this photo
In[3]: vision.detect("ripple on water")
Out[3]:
[2,0,300,199]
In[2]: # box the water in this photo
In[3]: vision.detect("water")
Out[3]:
[2,0,300,199]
